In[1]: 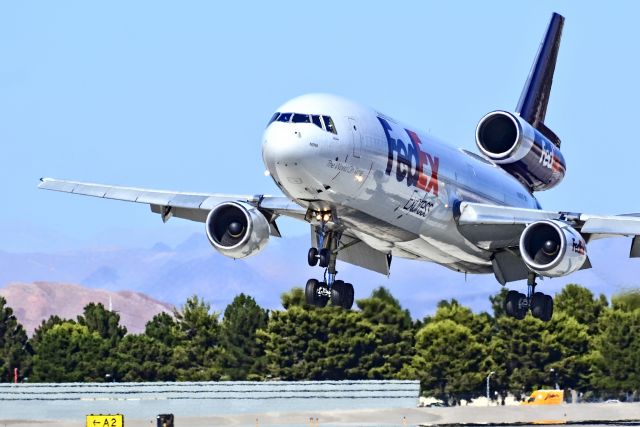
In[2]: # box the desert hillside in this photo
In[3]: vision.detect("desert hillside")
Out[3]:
[0,282,174,335]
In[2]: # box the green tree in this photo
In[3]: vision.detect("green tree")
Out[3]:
[218,294,268,380]
[0,297,31,382]
[77,303,127,345]
[489,315,551,400]
[172,295,221,380]
[356,287,414,378]
[145,312,180,348]
[31,322,108,382]
[486,284,602,399]
[30,315,66,349]
[611,290,640,312]
[555,284,607,334]
[490,288,509,319]
[591,307,640,396]
[113,334,175,381]
[281,287,307,309]
[428,299,493,343]
[404,319,485,404]
[258,288,375,380]
[544,312,592,391]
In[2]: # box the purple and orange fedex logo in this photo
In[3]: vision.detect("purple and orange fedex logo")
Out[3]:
[378,116,440,196]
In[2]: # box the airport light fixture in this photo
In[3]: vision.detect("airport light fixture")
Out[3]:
[550,368,559,390]
[486,371,496,405]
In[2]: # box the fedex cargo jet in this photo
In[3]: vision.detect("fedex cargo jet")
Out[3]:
[40,13,640,321]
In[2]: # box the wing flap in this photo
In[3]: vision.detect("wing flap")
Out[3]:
[457,202,562,226]
[150,204,209,223]
[458,224,525,250]
[337,234,390,276]
[580,215,640,236]
[491,250,530,284]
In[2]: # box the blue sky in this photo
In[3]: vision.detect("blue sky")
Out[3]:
[2,1,640,253]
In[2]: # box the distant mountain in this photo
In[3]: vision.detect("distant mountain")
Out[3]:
[0,232,638,320]
[0,282,173,335]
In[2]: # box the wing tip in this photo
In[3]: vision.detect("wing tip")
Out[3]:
[38,177,53,188]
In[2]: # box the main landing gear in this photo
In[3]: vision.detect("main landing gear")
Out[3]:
[504,272,554,321]
[305,212,354,309]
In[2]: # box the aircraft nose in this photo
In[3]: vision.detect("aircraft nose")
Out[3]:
[262,123,311,174]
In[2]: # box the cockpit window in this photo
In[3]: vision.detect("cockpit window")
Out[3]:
[277,112,292,123]
[268,111,337,135]
[311,115,323,129]
[292,113,311,123]
[267,113,280,126]
[322,116,337,134]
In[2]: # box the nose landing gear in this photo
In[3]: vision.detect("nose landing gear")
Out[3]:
[504,273,554,321]
[304,211,354,309]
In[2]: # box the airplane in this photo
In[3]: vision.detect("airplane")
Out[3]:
[39,12,640,322]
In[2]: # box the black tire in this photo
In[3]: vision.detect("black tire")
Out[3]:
[305,279,320,306]
[307,247,318,266]
[316,282,329,308]
[515,292,527,320]
[541,295,553,322]
[331,280,345,307]
[505,290,520,318]
[531,292,546,319]
[343,283,355,309]
[318,248,330,268]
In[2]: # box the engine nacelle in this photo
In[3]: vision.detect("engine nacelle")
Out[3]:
[476,111,566,191]
[205,201,270,259]
[519,220,587,277]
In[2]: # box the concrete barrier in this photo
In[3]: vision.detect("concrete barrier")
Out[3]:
[0,380,420,421]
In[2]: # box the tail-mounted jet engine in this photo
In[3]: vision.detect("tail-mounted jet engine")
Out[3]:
[205,202,270,259]
[519,220,587,277]
[476,111,566,191]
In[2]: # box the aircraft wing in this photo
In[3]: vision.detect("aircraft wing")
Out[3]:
[457,202,640,243]
[38,177,306,231]
[456,201,640,284]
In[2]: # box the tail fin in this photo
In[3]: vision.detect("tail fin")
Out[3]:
[516,12,564,148]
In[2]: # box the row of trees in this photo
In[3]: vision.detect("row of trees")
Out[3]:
[1,284,639,403]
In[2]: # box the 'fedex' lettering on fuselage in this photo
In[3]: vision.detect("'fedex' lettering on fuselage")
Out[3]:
[378,116,440,196]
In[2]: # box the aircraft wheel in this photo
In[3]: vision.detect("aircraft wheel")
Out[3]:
[505,290,521,318]
[318,248,330,268]
[316,282,329,308]
[541,295,553,322]
[516,293,528,320]
[343,282,355,309]
[307,247,318,266]
[305,279,320,306]
[530,292,546,319]
[331,280,345,307]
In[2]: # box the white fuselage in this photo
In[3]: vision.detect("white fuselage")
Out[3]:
[262,94,540,274]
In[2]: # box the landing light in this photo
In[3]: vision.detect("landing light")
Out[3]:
[323,213,331,222]
[264,170,271,176]
[355,174,364,182]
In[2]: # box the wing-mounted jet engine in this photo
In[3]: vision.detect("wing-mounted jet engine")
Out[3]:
[476,12,565,192]
[205,201,270,258]
[519,220,587,277]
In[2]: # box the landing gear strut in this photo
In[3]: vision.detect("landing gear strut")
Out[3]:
[504,273,554,321]
[304,211,354,309]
